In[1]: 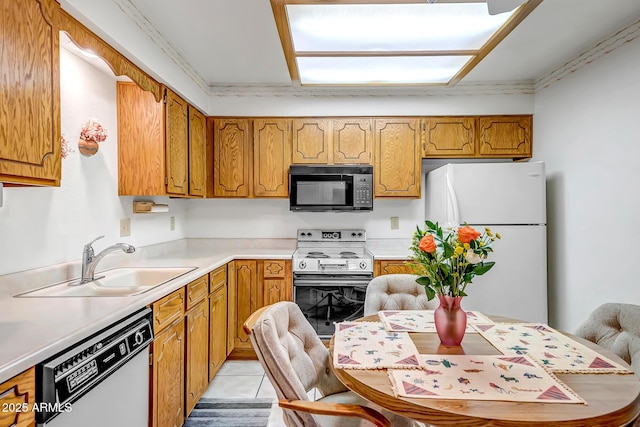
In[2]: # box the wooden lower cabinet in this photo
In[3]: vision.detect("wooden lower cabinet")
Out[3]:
[0,367,35,427]
[209,278,228,381]
[374,259,417,276]
[229,259,292,359]
[185,299,209,416]
[151,317,185,427]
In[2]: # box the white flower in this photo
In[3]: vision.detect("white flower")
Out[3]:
[466,251,482,264]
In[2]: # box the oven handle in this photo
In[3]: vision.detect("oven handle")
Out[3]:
[293,279,371,287]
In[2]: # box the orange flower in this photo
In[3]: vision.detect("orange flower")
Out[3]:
[418,234,437,253]
[457,226,481,244]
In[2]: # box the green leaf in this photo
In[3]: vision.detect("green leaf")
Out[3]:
[459,290,468,297]
[426,220,436,230]
[425,286,436,301]
[472,262,495,275]
[443,241,454,257]
[416,276,431,287]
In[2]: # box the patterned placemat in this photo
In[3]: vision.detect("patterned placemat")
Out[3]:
[473,323,633,374]
[333,322,421,369]
[389,355,585,404]
[378,310,493,332]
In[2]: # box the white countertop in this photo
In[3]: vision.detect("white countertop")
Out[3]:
[0,238,412,383]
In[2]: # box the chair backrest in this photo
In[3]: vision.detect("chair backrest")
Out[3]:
[244,301,347,427]
[363,274,439,316]
[575,302,640,376]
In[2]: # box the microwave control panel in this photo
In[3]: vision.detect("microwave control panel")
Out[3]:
[353,174,373,208]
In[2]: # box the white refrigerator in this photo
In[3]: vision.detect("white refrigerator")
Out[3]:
[424,162,547,323]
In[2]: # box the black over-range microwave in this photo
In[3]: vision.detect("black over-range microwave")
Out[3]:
[289,165,373,212]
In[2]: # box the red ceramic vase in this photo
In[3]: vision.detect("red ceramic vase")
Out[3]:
[434,295,467,346]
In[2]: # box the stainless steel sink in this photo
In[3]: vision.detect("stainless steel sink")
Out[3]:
[15,267,197,297]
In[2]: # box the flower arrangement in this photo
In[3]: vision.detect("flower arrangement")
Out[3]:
[409,221,500,301]
[79,118,108,143]
[78,118,107,156]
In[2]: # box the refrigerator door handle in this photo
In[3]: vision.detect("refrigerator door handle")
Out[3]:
[445,169,461,228]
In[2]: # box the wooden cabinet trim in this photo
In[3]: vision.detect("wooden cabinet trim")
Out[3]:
[152,287,185,333]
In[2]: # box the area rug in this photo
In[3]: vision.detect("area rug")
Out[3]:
[184,398,273,427]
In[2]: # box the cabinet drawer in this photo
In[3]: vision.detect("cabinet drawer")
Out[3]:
[0,367,35,427]
[263,260,286,279]
[186,275,209,311]
[209,265,227,294]
[152,287,185,332]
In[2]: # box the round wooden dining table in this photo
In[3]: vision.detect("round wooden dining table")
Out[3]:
[330,315,640,427]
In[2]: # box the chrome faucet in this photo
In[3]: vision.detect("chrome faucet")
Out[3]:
[75,236,136,285]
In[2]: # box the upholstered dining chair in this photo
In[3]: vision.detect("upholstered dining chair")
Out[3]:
[243,301,418,427]
[575,302,640,377]
[363,274,438,316]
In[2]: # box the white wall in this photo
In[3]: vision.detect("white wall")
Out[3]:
[533,34,640,332]
[0,47,187,276]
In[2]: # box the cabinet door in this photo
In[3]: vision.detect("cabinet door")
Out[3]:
[478,115,532,158]
[0,367,35,427]
[233,260,258,349]
[185,300,209,416]
[165,89,189,195]
[188,107,207,197]
[117,82,165,196]
[424,117,476,158]
[0,0,61,186]
[261,260,292,306]
[373,118,422,198]
[152,318,185,427]
[291,118,331,164]
[375,260,417,276]
[333,118,372,164]
[213,119,251,197]
[253,119,291,197]
[209,283,228,381]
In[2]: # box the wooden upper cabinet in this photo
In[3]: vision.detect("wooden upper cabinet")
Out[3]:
[479,115,532,158]
[165,89,189,195]
[333,118,372,164]
[292,118,330,164]
[213,118,251,197]
[253,119,291,197]
[373,118,422,198]
[424,117,476,158]
[188,107,208,197]
[0,0,61,186]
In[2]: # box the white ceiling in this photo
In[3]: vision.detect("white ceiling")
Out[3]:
[66,0,640,91]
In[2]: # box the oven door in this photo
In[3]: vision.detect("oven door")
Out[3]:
[293,274,371,339]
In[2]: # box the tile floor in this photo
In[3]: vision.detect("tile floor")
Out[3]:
[203,360,318,427]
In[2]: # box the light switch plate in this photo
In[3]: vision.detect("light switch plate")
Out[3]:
[120,218,131,237]
[0,182,3,207]
[170,216,175,231]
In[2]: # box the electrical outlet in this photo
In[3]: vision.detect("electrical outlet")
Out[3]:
[170,216,175,231]
[390,216,399,230]
[120,218,131,237]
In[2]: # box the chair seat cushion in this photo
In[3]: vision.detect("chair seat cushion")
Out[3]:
[314,391,415,427]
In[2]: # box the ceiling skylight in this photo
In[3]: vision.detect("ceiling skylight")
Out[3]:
[270,0,542,86]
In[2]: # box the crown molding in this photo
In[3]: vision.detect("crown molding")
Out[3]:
[535,15,640,91]
[111,0,209,93]
[208,81,536,97]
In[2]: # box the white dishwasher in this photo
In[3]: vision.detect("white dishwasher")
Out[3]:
[36,308,153,427]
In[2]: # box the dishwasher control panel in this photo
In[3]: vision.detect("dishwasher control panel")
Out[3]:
[37,308,153,424]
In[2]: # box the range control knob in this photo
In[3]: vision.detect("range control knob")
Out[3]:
[298,260,307,270]
[351,233,356,237]
[359,261,368,270]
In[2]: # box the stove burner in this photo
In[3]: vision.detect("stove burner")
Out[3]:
[340,251,356,256]
[341,255,358,259]
[306,252,329,259]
